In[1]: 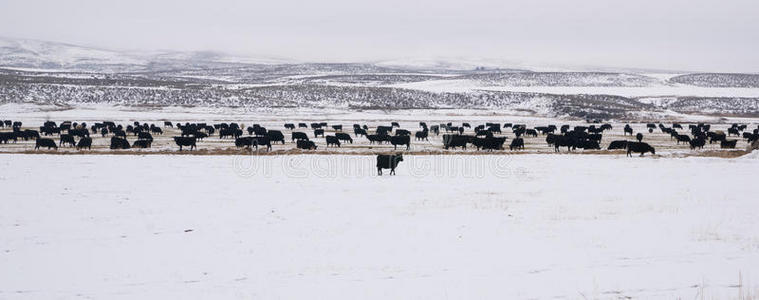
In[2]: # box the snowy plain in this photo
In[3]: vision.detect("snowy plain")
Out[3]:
[389,79,759,98]
[1,153,758,299]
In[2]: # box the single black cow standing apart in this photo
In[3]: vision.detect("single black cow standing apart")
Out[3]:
[376,154,404,176]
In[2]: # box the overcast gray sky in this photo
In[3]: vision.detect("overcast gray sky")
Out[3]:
[1,0,757,72]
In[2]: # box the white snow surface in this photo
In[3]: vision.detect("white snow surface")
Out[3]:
[1,154,757,299]
[389,79,759,98]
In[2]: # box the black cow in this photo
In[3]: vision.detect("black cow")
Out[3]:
[743,132,754,140]
[509,138,524,151]
[624,125,633,135]
[267,130,286,144]
[675,134,691,144]
[235,137,269,151]
[326,135,341,147]
[390,135,410,150]
[35,138,58,150]
[151,127,163,134]
[253,136,274,151]
[553,136,576,152]
[367,134,389,144]
[395,129,411,136]
[59,134,76,147]
[545,133,559,146]
[332,125,343,131]
[376,126,393,135]
[132,139,152,148]
[513,126,525,137]
[76,137,92,150]
[173,137,196,151]
[12,131,29,141]
[41,126,60,136]
[720,139,737,149]
[575,140,600,150]
[443,134,470,150]
[475,137,506,151]
[376,154,404,176]
[728,128,740,136]
[314,129,325,138]
[430,125,440,136]
[235,137,254,149]
[194,132,209,140]
[298,123,308,128]
[524,129,538,137]
[248,126,267,136]
[284,123,296,130]
[475,130,493,138]
[138,132,154,141]
[110,137,131,150]
[636,133,643,142]
[415,130,429,141]
[626,142,655,157]
[0,132,17,143]
[709,132,727,144]
[354,128,367,137]
[292,132,309,142]
[24,130,40,139]
[220,128,242,139]
[689,138,706,150]
[164,121,173,127]
[391,122,400,128]
[296,140,317,150]
[607,140,628,150]
[335,132,353,143]
[113,129,127,138]
[69,128,89,138]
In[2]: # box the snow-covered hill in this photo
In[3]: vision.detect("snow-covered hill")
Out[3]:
[0,37,290,72]
[0,37,148,72]
[2,37,759,119]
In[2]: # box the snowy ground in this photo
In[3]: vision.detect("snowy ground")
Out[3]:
[1,154,758,299]
[388,79,759,98]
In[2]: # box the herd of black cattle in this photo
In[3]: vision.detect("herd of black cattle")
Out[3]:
[0,119,757,157]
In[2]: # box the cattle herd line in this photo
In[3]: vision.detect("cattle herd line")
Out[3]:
[0,119,757,158]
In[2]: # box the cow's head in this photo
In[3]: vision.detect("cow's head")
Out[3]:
[395,153,404,162]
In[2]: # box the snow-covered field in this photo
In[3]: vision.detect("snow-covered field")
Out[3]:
[390,79,759,98]
[1,154,758,299]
